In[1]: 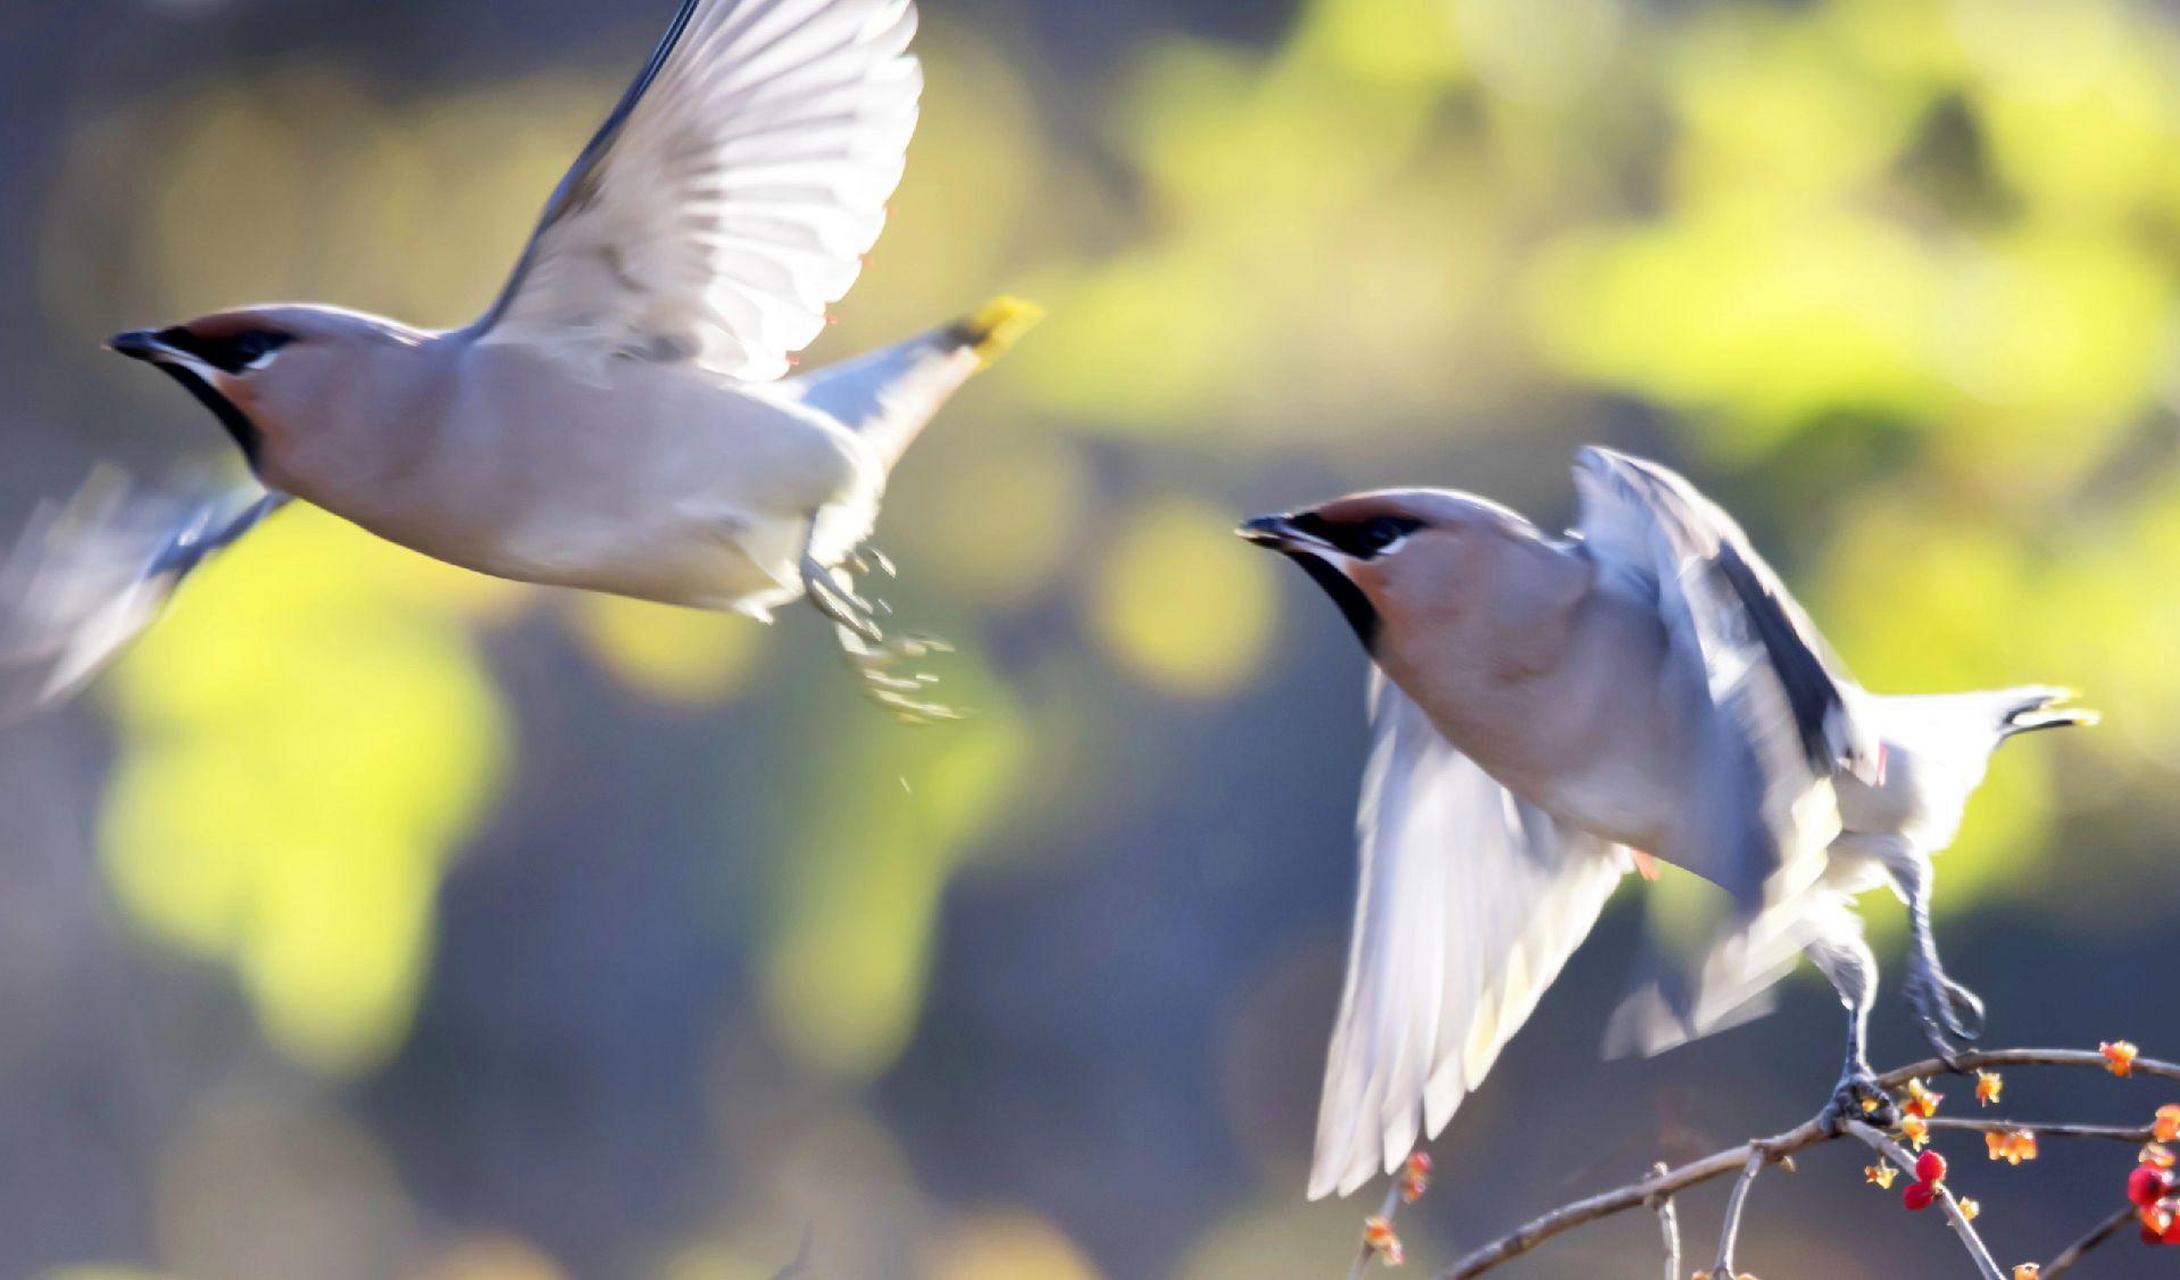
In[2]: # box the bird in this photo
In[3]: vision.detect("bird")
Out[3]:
[1240,446,2094,1200]
[2,0,1041,723]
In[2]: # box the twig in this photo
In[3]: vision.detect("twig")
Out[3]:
[1875,1047,2180,1087]
[1708,1149,1769,1278]
[1645,1163,1680,1280]
[1843,1120,2004,1280]
[1346,1177,1406,1280]
[1928,1116,2154,1143]
[1441,1130,1821,1278]
[2042,1205,2139,1276]
[1435,1045,2176,1278]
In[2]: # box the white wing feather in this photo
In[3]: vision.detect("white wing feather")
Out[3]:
[474,0,922,380]
[1311,672,1630,1199]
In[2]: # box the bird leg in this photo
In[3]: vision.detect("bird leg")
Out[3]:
[1884,846,1986,1059]
[797,520,960,724]
[1809,928,1896,1128]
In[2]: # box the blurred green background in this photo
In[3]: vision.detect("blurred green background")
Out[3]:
[1,0,2176,1275]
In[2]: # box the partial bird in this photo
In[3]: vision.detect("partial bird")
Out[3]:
[4,0,1041,723]
[1241,447,2093,1199]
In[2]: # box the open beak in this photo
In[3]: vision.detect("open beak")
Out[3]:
[1237,513,1331,555]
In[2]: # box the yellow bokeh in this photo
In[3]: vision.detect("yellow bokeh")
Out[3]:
[887,429,1091,608]
[100,508,507,1072]
[928,1210,1105,1280]
[570,594,769,704]
[1089,497,1276,698]
[762,657,1031,1079]
[410,1237,569,1280]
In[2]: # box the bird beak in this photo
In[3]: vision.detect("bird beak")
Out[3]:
[1237,513,1331,555]
[107,330,177,364]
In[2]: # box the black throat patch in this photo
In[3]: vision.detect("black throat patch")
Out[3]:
[1289,552,1379,652]
[157,365,262,469]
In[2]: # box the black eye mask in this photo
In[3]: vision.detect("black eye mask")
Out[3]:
[157,327,292,375]
[1290,512,1423,560]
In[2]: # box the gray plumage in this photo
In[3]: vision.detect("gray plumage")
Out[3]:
[1243,447,2092,1199]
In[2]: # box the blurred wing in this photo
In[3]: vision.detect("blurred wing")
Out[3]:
[1572,446,1861,905]
[0,472,284,718]
[1311,672,1630,1199]
[1572,446,1874,781]
[1603,877,1869,1059]
[472,0,922,381]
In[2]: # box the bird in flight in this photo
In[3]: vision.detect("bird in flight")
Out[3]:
[1242,447,2093,1199]
[3,0,1039,722]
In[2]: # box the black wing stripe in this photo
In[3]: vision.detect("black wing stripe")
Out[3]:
[1616,452,1849,776]
[472,0,707,335]
[1710,541,1838,774]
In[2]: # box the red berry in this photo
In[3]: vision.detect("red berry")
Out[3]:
[1903,1182,1937,1211]
[1916,1151,1948,1184]
[2130,1166,2173,1208]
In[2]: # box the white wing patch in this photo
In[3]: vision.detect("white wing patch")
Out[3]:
[1311,672,1630,1199]
[475,0,922,382]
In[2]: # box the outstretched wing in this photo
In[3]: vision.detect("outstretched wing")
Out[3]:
[1311,672,1631,1199]
[1572,446,1874,781]
[1572,446,1862,909]
[471,0,922,381]
[0,472,286,718]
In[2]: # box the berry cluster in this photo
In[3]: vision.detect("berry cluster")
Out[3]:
[2131,1120,2179,1246]
[1900,1149,1955,1214]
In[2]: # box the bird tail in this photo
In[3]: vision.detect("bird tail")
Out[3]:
[945,295,1045,369]
[1993,686,2100,739]
[790,295,1045,470]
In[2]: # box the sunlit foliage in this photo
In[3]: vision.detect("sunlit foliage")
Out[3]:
[25,0,2180,1273]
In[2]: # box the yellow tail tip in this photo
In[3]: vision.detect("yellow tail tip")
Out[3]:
[955,295,1045,367]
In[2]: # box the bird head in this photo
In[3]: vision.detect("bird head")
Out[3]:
[108,304,418,472]
[1238,489,1542,652]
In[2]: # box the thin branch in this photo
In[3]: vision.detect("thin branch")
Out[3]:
[1843,1120,2004,1280]
[1874,1047,2180,1088]
[1708,1149,1769,1278]
[1927,1116,2154,1143]
[2042,1205,2139,1276]
[1645,1163,1680,1280]
[1441,1129,1822,1279]
[1435,1045,2176,1279]
[1345,1177,1406,1280]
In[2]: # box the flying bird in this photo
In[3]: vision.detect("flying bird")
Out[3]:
[1241,447,2093,1199]
[3,0,1040,722]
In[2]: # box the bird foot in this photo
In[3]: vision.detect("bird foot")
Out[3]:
[800,554,884,645]
[1825,1064,1896,1131]
[1904,959,1986,1060]
[802,546,963,724]
[839,630,962,725]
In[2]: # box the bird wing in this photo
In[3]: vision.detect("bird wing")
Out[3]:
[0,471,286,718]
[470,0,922,381]
[1571,446,1861,907]
[1311,671,1631,1199]
[1572,446,1875,782]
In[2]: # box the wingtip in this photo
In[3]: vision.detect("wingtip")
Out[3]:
[951,295,1045,368]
